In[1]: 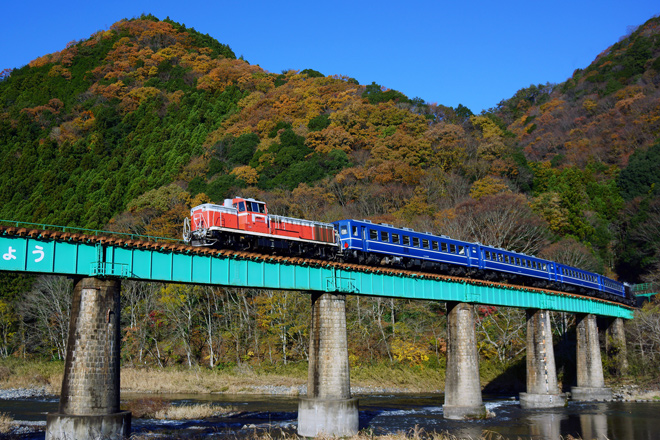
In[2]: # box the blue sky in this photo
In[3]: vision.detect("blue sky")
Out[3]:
[1,1,658,113]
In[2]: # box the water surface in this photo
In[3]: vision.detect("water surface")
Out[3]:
[1,392,659,439]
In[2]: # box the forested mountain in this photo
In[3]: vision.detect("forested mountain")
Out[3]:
[1,14,660,371]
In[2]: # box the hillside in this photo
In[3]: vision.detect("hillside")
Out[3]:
[1,14,659,280]
[496,16,660,169]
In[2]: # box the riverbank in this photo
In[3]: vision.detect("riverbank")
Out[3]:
[0,358,445,396]
[0,358,658,400]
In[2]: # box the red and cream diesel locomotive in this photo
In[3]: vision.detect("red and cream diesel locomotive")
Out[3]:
[183,197,337,258]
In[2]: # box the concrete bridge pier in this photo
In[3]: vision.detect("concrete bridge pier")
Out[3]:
[519,309,567,408]
[571,313,612,401]
[443,302,486,419]
[46,277,131,440]
[606,317,628,375]
[298,292,358,437]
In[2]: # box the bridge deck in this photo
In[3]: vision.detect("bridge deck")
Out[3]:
[0,226,633,319]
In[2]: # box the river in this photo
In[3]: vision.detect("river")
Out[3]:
[1,392,659,439]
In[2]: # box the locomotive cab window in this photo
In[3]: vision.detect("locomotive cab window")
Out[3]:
[248,202,265,213]
[413,237,420,247]
[369,229,378,240]
[237,201,246,212]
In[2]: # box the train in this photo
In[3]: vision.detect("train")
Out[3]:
[183,196,634,306]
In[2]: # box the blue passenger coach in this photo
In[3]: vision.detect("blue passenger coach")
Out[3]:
[333,219,627,300]
[334,219,478,270]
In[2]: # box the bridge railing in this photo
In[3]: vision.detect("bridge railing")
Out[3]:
[632,282,659,297]
[0,219,182,244]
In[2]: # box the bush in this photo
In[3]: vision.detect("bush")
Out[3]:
[123,397,171,418]
[0,412,13,434]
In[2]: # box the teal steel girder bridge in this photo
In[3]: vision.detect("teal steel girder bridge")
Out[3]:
[0,225,634,319]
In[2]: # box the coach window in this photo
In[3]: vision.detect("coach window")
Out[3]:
[516,257,521,266]
[413,237,420,247]
[441,242,448,252]
[381,231,389,242]
[432,241,439,251]
[352,226,359,236]
[340,226,348,236]
[422,239,429,249]
[369,229,378,240]
[450,244,456,254]
[392,233,400,243]
[403,236,410,246]
[458,246,465,255]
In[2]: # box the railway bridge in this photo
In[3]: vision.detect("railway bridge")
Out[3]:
[0,221,638,439]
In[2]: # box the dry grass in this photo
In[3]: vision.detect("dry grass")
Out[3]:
[128,427,513,440]
[351,363,445,392]
[217,427,513,440]
[120,366,305,394]
[0,412,14,434]
[154,403,234,420]
[630,390,660,400]
[123,396,236,420]
[0,359,62,394]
